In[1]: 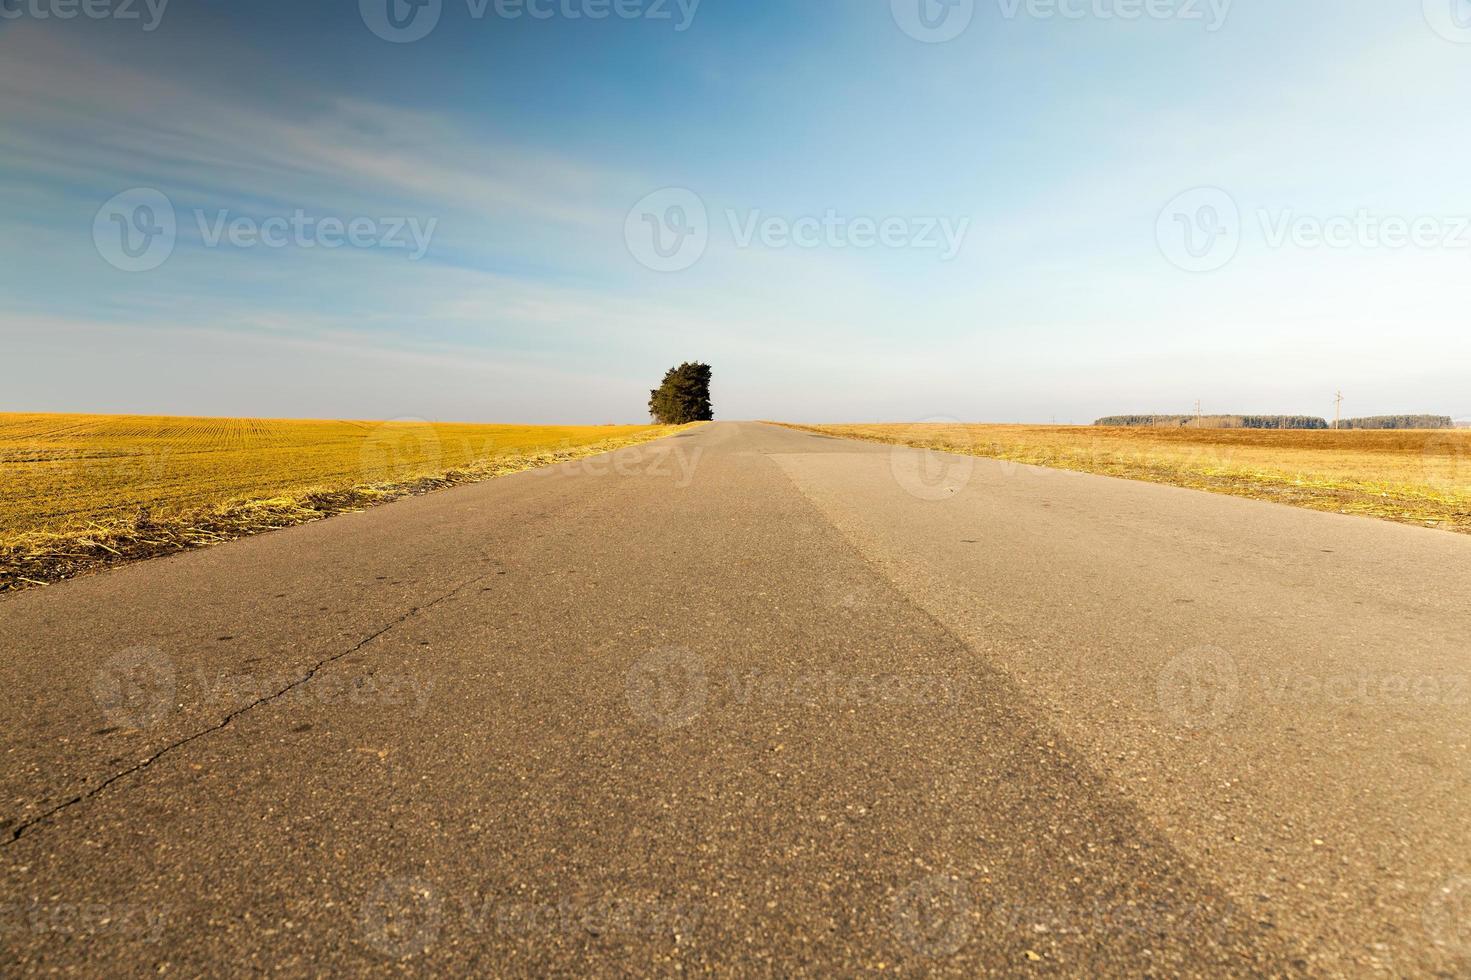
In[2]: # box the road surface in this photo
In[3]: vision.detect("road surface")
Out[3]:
[2,421,1468,975]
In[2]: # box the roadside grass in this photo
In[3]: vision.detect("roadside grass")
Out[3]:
[0,414,690,592]
[775,422,1471,534]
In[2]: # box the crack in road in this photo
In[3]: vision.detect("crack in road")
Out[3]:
[3,571,493,846]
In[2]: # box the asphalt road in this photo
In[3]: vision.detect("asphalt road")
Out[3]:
[2,421,1468,976]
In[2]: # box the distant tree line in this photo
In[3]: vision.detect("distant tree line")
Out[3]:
[1336,416,1453,430]
[1095,414,1455,430]
[648,362,714,425]
[1094,415,1329,430]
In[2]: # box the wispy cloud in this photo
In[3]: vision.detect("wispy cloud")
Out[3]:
[3,4,1469,422]
[0,28,636,234]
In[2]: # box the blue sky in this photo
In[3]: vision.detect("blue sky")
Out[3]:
[2,0,1469,423]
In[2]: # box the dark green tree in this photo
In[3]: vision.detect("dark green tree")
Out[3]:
[648,362,714,424]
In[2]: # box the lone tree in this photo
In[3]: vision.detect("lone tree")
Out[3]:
[648,362,714,424]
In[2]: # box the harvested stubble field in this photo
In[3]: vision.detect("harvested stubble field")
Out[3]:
[780,423,1471,533]
[0,414,686,591]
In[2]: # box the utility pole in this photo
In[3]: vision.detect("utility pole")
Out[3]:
[1334,391,1344,430]
[1195,399,1202,422]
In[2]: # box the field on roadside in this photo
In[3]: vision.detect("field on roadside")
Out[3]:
[780,423,1471,533]
[0,414,684,590]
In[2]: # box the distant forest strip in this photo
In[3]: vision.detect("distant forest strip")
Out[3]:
[1335,416,1456,430]
[1095,415,1454,430]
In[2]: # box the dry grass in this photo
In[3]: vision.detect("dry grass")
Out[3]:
[0,414,688,591]
[778,422,1471,533]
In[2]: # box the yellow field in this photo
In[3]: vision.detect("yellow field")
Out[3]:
[779,423,1471,533]
[0,414,685,590]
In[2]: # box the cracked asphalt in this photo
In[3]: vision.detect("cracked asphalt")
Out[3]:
[1,421,1468,975]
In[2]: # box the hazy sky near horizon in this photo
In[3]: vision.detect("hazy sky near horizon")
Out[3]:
[2,0,1469,424]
